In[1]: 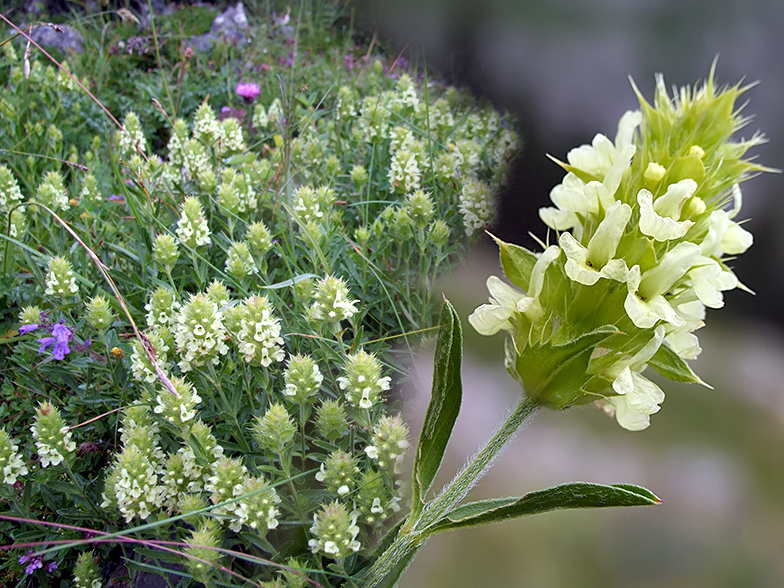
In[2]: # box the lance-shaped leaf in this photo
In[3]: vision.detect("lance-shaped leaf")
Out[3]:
[411,298,463,513]
[427,482,661,534]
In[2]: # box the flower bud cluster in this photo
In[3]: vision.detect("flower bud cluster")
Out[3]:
[31,401,76,467]
[246,221,273,256]
[73,552,102,588]
[152,233,180,272]
[470,72,767,430]
[252,403,297,455]
[184,519,223,584]
[315,400,349,443]
[85,294,115,333]
[225,241,258,281]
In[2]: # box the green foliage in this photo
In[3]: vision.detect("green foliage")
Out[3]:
[0,2,521,585]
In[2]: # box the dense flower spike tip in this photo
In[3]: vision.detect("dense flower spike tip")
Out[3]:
[235,295,285,366]
[175,292,229,372]
[31,401,76,467]
[308,501,361,560]
[472,69,766,430]
[308,274,359,331]
[337,350,392,409]
[0,427,28,485]
[45,256,79,298]
[176,197,211,250]
[73,551,102,588]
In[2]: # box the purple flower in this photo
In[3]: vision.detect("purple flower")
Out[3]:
[46,561,58,572]
[52,323,71,342]
[107,194,125,202]
[221,106,231,113]
[235,82,261,101]
[37,324,72,360]
[19,550,43,574]
[19,323,40,334]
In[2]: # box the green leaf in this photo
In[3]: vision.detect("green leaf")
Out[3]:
[491,234,537,292]
[411,298,463,511]
[429,482,661,534]
[649,342,703,385]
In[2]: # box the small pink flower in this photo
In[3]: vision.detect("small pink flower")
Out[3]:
[235,82,261,101]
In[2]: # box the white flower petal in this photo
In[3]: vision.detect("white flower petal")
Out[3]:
[721,222,753,255]
[652,179,697,219]
[638,189,695,241]
[539,206,579,231]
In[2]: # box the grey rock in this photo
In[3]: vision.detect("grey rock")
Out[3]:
[211,2,249,36]
[132,558,184,588]
[190,2,250,53]
[30,23,84,54]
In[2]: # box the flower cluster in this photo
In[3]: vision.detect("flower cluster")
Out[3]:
[118,111,147,157]
[175,293,230,372]
[153,376,202,428]
[470,72,766,430]
[101,407,165,521]
[337,350,391,409]
[235,296,286,367]
[31,401,76,467]
[0,427,27,485]
[44,256,79,298]
[176,197,211,250]
[0,164,23,211]
[308,501,361,560]
[36,170,68,211]
[364,414,410,473]
[73,552,102,588]
[282,354,323,404]
[308,274,359,328]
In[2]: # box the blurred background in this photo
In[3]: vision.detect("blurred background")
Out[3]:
[351,0,784,586]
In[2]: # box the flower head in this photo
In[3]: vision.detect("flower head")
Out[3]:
[308,501,361,560]
[471,70,766,429]
[337,350,391,409]
[236,81,261,100]
[32,401,76,467]
[45,256,79,298]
